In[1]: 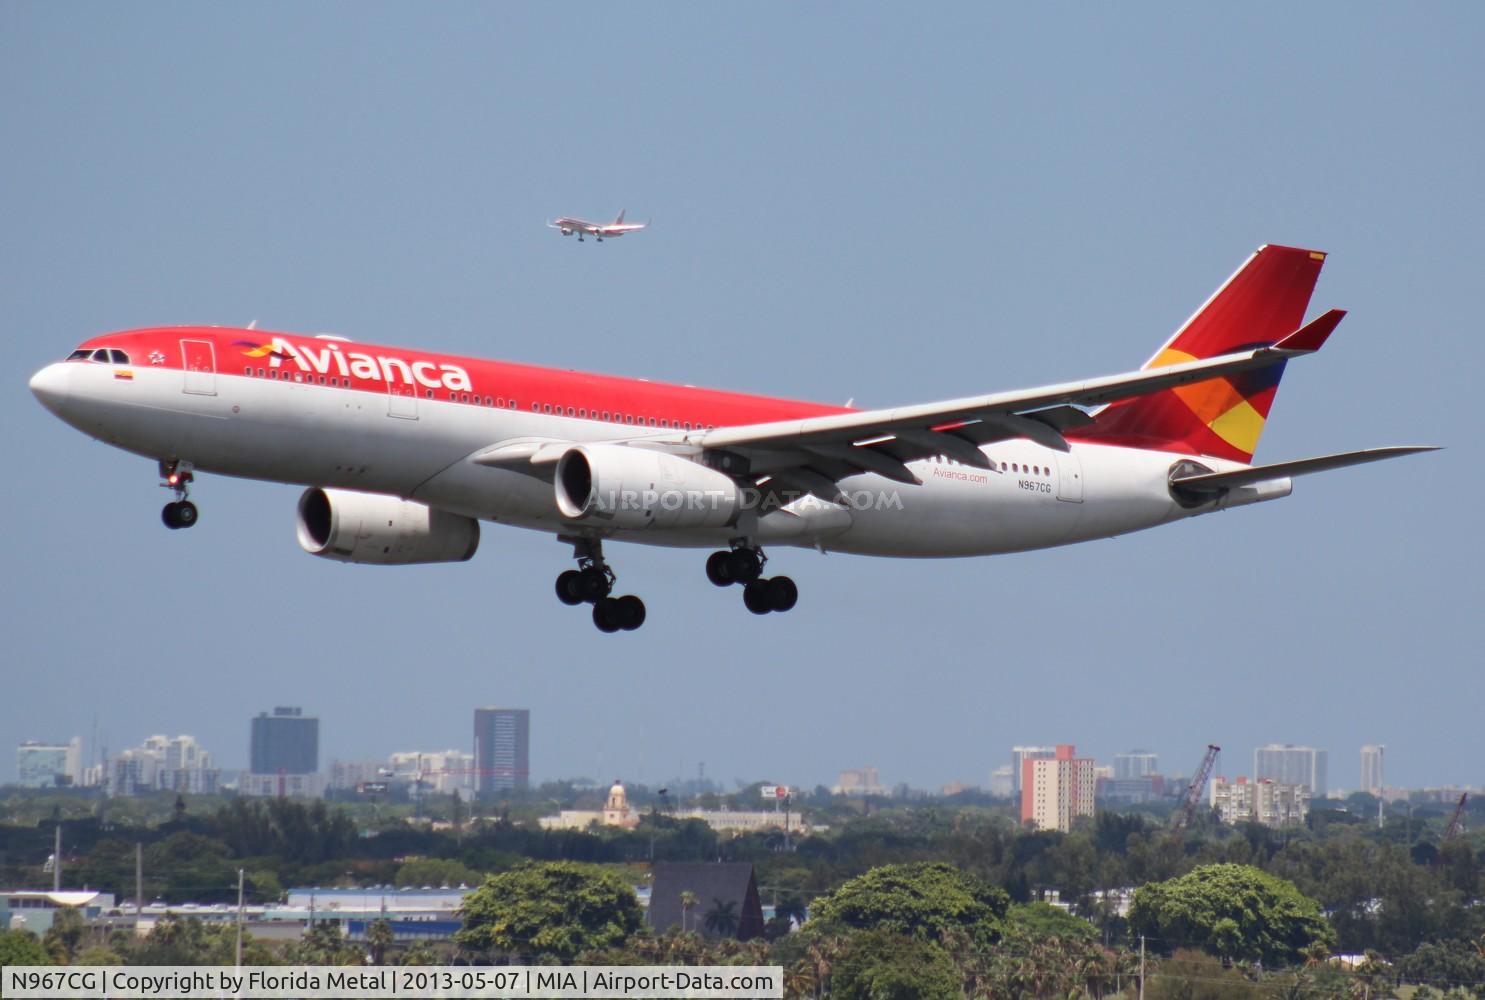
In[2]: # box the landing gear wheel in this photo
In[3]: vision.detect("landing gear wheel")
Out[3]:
[577,566,612,602]
[706,551,734,587]
[613,595,646,631]
[728,548,763,583]
[556,570,585,606]
[743,579,774,615]
[162,501,198,529]
[592,599,622,633]
[767,575,798,612]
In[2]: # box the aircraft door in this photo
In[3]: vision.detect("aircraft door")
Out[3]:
[1056,450,1084,502]
[181,340,217,395]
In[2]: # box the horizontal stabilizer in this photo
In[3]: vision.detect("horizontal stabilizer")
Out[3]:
[1170,446,1439,494]
[1273,308,1346,353]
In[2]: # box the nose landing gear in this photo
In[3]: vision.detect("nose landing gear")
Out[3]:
[706,544,798,615]
[159,460,199,530]
[555,538,646,632]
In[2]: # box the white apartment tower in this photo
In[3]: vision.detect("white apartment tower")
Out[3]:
[1253,744,1328,797]
[1360,745,1385,794]
[1211,776,1310,828]
[1114,751,1160,780]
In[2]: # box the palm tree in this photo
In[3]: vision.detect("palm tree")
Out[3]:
[679,890,698,934]
[703,898,739,937]
[365,918,394,966]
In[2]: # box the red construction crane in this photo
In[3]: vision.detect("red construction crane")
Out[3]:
[1172,744,1222,843]
[1443,792,1468,843]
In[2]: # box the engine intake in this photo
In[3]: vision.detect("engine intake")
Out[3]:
[554,444,743,530]
[296,488,479,564]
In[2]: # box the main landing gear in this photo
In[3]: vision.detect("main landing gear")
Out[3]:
[706,545,798,615]
[555,538,646,633]
[159,459,199,530]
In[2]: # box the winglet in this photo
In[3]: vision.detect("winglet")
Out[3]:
[1275,308,1346,353]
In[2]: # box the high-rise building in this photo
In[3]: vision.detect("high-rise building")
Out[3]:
[1360,745,1385,794]
[473,708,529,797]
[1253,744,1328,797]
[16,739,81,788]
[1211,776,1309,828]
[250,707,319,776]
[1097,775,1167,804]
[1114,751,1160,780]
[1020,745,1095,832]
[1010,746,1057,795]
[832,767,886,796]
[107,734,219,796]
[388,750,476,795]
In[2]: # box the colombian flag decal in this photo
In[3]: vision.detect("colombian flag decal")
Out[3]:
[114,369,135,380]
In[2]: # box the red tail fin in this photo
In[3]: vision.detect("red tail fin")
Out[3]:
[1073,244,1327,463]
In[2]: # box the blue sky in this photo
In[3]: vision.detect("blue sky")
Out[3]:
[3,4,1479,792]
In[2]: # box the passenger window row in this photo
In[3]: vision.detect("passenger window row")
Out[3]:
[527,400,712,431]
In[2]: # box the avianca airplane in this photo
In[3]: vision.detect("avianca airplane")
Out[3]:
[548,209,648,241]
[29,245,1433,633]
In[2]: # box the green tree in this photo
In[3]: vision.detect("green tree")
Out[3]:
[807,862,1009,947]
[1003,900,1097,942]
[1129,863,1335,966]
[702,898,739,938]
[120,913,217,965]
[42,906,86,964]
[1144,948,1256,1000]
[454,862,643,962]
[0,928,53,967]
[73,945,125,966]
[679,891,698,934]
[394,857,483,889]
[830,930,961,1000]
[1397,939,1485,992]
[290,923,362,966]
[400,941,438,966]
[144,832,238,903]
[366,918,394,966]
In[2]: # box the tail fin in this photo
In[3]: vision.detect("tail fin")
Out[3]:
[1075,244,1328,463]
[614,209,626,225]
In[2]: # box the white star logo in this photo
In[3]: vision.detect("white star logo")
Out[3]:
[149,351,166,365]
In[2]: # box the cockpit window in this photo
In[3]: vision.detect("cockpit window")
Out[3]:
[70,347,132,364]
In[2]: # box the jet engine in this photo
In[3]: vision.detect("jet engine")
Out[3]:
[296,488,480,564]
[554,444,743,530]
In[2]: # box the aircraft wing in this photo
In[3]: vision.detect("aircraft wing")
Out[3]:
[671,310,1347,493]
[470,310,1370,497]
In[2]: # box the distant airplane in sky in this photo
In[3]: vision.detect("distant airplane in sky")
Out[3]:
[548,210,648,241]
[30,245,1434,632]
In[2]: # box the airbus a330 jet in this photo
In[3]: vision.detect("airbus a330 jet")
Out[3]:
[29,245,1433,632]
[548,209,648,241]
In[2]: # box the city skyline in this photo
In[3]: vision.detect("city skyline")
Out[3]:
[12,719,1451,796]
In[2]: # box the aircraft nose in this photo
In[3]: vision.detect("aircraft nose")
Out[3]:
[29,362,72,415]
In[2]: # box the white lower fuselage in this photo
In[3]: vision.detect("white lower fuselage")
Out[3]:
[36,360,1286,558]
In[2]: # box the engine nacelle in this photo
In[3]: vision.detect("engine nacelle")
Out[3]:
[555,444,743,530]
[296,488,480,564]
